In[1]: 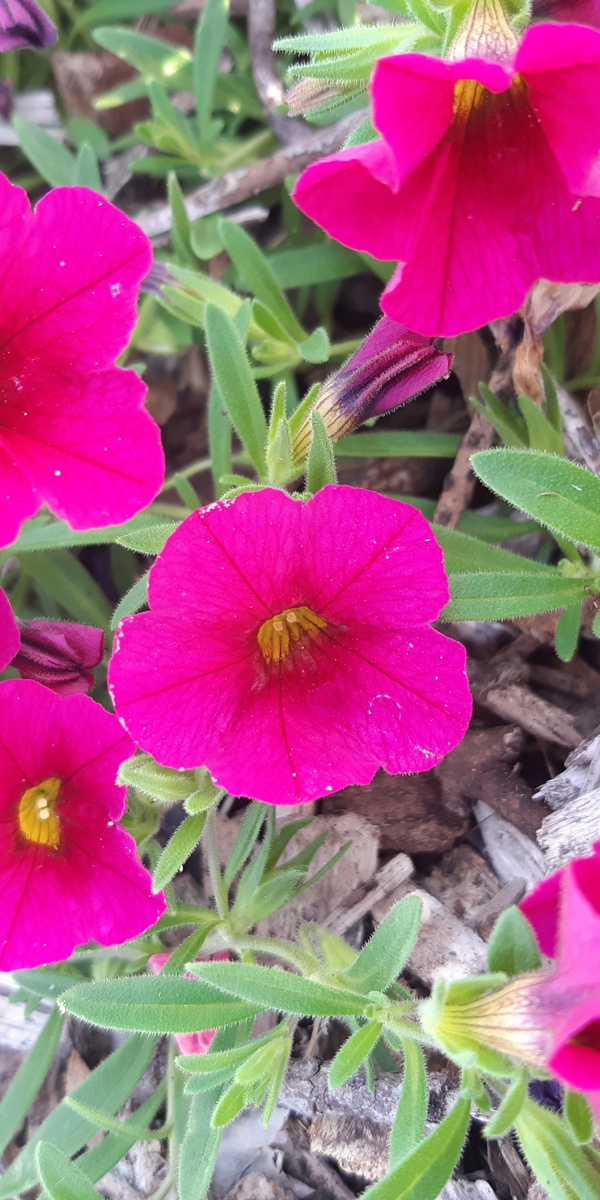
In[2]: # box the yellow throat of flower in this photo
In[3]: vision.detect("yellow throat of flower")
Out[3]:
[18,777,62,850]
[257,606,327,664]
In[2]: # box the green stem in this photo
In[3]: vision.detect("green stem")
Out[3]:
[205,807,229,921]
[234,934,322,976]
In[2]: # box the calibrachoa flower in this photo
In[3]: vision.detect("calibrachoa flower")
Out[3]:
[427,849,600,1119]
[0,173,164,548]
[108,486,471,806]
[293,12,600,337]
[291,316,453,466]
[0,679,165,970]
[12,618,104,695]
[149,951,230,1055]
[0,0,56,51]
[0,587,19,671]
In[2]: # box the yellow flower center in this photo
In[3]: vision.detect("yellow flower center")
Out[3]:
[18,777,61,850]
[257,606,327,664]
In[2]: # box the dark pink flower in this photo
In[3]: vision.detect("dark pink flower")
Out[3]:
[293,23,600,337]
[149,951,230,1055]
[108,486,471,806]
[0,679,165,970]
[0,0,56,51]
[0,174,164,548]
[534,0,600,28]
[0,588,19,671]
[291,316,453,464]
[12,619,104,695]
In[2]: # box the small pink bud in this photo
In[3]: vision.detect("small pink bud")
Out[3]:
[13,620,104,696]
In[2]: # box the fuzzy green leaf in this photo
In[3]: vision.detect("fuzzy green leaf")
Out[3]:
[36,1143,101,1200]
[189,961,370,1017]
[361,1097,471,1200]
[443,570,587,622]
[152,812,207,893]
[328,1022,382,1090]
[389,1041,427,1167]
[487,907,542,977]
[0,1007,64,1157]
[205,303,267,478]
[472,449,600,551]
[344,897,422,993]
[484,1074,528,1138]
[61,976,262,1033]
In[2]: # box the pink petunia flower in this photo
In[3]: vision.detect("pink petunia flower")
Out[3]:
[291,316,453,465]
[0,587,19,671]
[0,173,164,548]
[149,951,230,1055]
[534,0,600,28]
[108,486,472,806]
[293,21,600,337]
[0,679,165,970]
[434,849,600,1118]
[13,618,104,695]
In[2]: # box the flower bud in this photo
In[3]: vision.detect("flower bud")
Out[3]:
[291,317,452,467]
[13,620,104,696]
[0,0,56,51]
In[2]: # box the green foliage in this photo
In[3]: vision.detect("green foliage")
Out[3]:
[0,1007,64,1158]
[361,1097,471,1200]
[205,303,268,478]
[516,1098,600,1200]
[328,1022,383,1089]
[36,1142,103,1200]
[343,897,422,992]
[389,1041,427,1167]
[62,975,263,1033]
[306,410,338,491]
[188,960,370,1016]
[487,908,542,977]
[484,1074,528,1138]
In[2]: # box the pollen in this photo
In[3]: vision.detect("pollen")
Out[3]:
[257,606,327,664]
[18,777,61,850]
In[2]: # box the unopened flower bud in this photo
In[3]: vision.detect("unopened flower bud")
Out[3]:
[0,0,56,52]
[291,317,452,467]
[13,620,104,696]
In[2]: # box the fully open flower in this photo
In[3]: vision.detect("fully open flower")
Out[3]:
[0,679,165,969]
[0,174,164,548]
[293,18,600,337]
[108,486,471,806]
[427,852,600,1118]
[0,0,56,51]
[291,316,453,465]
[0,587,19,671]
[149,951,230,1055]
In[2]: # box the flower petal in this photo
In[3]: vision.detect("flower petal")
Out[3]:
[0,587,20,672]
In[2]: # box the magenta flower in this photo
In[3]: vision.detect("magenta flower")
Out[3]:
[293,24,600,337]
[0,0,56,51]
[0,173,164,549]
[534,0,600,27]
[12,618,104,695]
[149,951,230,1055]
[108,486,471,807]
[0,679,165,970]
[0,588,19,671]
[436,849,600,1118]
[292,316,453,464]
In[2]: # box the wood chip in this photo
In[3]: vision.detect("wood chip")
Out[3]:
[475,802,545,890]
[537,786,600,872]
[323,852,414,937]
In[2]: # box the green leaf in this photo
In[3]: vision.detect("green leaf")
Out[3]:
[0,1007,64,1157]
[179,1089,223,1200]
[116,522,178,554]
[472,449,600,552]
[93,26,192,84]
[0,1035,154,1200]
[269,242,363,288]
[75,0,175,30]
[177,1029,282,1076]
[555,602,582,662]
[335,431,460,458]
[443,570,587,622]
[223,801,266,888]
[5,513,159,554]
[36,1143,101,1200]
[74,144,103,191]
[565,1091,595,1146]
[13,117,77,187]
[168,172,194,265]
[389,1041,427,1167]
[487,907,542,977]
[306,410,337,492]
[211,1081,247,1127]
[205,303,268,478]
[72,1084,166,1189]
[343,897,422,993]
[153,812,207,893]
[21,549,111,629]
[433,525,550,575]
[299,327,330,364]
[117,752,199,803]
[221,219,306,345]
[189,961,370,1017]
[516,1098,600,1200]
[209,382,233,499]
[61,976,262,1033]
[194,0,229,143]
[484,1073,528,1138]
[517,393,563,455]
[361,1097,471,1200]
[111,571,149,629]
[328,1022,382,1090]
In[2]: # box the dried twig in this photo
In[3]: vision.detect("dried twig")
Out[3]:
[247,0,305,144]
[134,113,361,240]
[433,407,496,527]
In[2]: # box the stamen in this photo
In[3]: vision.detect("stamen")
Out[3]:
[258,605,327,664]
[18,777,61,850]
